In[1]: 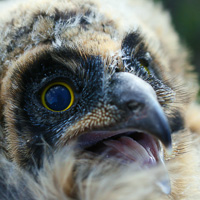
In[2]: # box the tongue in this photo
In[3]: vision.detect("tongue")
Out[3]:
[103,136,157,167]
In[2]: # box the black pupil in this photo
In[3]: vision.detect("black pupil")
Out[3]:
[45,85,71,111]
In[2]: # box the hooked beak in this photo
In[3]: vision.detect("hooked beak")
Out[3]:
[78,72,172,151]
[109,72,172,149]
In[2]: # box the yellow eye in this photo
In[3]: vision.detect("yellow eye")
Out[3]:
[41,82,74,112]
[143,65,150,74]
[139,59,150,74]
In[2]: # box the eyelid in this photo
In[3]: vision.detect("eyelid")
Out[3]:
[41,82,75,112]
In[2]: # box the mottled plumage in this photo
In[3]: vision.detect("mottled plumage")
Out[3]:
[0,0,200,199]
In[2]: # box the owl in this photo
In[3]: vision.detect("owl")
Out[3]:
[0,0,200,199]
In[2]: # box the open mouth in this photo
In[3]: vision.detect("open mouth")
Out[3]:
[87,132,160,167]
[78,130,162,168]
[77,129,171,194]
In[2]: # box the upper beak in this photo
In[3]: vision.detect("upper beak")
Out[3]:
[107,72,172,149]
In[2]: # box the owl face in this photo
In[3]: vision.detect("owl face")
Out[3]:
[1,33,174,170]
[0,0,187,183]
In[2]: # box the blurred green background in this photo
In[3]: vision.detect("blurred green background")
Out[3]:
[154,0,200,101]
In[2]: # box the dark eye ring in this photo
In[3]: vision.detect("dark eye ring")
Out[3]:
[41,82,74,112]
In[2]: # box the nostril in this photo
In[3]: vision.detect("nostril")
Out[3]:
[127,101,144,112]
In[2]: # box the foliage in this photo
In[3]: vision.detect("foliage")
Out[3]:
[154,0,200,100]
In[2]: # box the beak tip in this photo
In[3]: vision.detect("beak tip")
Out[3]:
[161,128,172,155]
[165,143,172,155]
[163,127,172,155]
